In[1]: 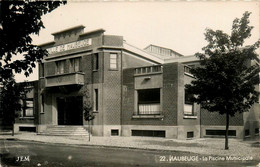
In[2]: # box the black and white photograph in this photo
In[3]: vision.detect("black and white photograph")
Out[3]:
[0,1,259,166]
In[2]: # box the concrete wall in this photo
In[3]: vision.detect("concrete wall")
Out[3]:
[122,125,178,139]
[200,104,259,139]
[162,63,179,126]
[122,52,156,69]
[40,31,125,137]
[121,62,201,139]
[200,125,244,139]
[243,103,260,138]
[135,74,163,90]
[101,51,122,136]
[14,81,39,132]
[122,65,176,126]
[103,35,123,47]
[176,66,200,139]
[201,109,244,126]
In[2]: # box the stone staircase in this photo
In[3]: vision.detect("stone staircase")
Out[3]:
[38,126,90,136]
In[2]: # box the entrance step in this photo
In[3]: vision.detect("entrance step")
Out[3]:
[38,126,90,136]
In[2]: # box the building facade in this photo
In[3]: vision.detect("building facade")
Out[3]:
[13,25,260,139]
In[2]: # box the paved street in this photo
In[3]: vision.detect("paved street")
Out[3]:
[0,139,259,167]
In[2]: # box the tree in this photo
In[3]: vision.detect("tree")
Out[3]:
[82,89,95,141]
[0,75,31,135]
[0,1,66,81]
[185,12,260,150]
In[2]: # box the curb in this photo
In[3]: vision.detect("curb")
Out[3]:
[0,137,196,155]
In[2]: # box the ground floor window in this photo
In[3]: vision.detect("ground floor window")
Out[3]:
[137,89,161,115]
[19,126,36,132]
[206,130,236,137]
[21,98,34,117]
[187,131,194,138]
[111,129,119,136]
[132,130,165,137]
[245,129,250,137]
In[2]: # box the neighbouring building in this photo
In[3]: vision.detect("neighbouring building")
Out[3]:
[13,25,260,139]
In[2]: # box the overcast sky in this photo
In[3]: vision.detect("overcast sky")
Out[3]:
[16,1,259,82]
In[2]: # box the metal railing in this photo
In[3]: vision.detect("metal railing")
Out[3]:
[138,103,160,115]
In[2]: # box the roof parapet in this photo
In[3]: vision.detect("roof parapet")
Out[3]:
[51,25,85,36]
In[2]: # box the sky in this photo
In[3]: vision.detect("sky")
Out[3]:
[15,1,259,82]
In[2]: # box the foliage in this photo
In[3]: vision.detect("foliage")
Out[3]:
[0,0,66,81]
[83,101,95,121]
[186,11,259,115]
[0,75,31,126]
[185,12,259,149]
[81,88,95,141]
[81,89,95,122]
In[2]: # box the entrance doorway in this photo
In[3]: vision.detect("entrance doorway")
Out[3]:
[57,96,83,125]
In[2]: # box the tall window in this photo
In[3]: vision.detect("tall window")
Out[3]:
[138,89,160,115]
[94,89,98,111]
[69,58,80,73]
[21,98,34,117]
[40,63,44,77]
[56,60,65,74]
[40,95,44,114]
[109,53,117,70]
[93,53,99,70]
[184,89,195,116]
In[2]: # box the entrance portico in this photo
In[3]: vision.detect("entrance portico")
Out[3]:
[57,96,83,125]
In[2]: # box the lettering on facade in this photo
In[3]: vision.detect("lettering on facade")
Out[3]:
[46,39,92,54]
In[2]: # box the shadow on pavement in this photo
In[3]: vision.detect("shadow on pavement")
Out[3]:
[0,153,22,166]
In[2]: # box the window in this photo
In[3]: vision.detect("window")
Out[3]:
[21,98,34,117]
[40,95,44,114]
[56,60,65,74]
[187,131,194,138]
[19,127,36,132]
[94,89,98,111]
[40,63,44,77]
[111,129,119,136]
[93,53,99,70]
[110,53,117,69]
[184,89,195,116]
[69,58,80,73]
[255,128,259,135]
[131,130,165,137]
[206,130,236,136]
[245,129,250,137]
[138,89,160,115]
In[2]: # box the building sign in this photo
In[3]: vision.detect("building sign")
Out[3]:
[47,39,92,54]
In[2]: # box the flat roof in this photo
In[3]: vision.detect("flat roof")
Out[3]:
[164,55,199,64]
[79,29,105,37]
[51,25,85,36]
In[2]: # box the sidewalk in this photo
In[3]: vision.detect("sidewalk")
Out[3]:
[0,132,259,160]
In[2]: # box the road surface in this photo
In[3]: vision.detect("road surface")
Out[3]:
[0,138,258,167]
